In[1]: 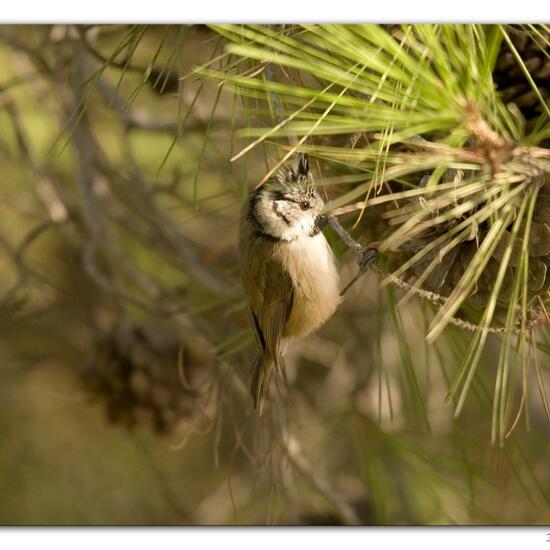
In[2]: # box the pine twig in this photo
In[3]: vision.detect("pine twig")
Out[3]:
[326,215,378,296]
[326,216,542,334]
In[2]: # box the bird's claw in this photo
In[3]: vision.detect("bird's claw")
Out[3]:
[358,246,378,272]
[340,245,379,296]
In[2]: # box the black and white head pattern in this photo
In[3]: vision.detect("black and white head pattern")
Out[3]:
[251,154,325,241]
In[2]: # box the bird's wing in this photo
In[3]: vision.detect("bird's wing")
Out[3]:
[246,244,294,361]
[247,250,294,413]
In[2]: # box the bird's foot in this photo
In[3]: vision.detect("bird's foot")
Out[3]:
[340,244,379,296]
[358,246,378,272]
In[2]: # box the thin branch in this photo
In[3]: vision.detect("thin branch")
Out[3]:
[327,215,378,296]
[0,220,65,307]
[327,215,541,334]
[5,101,69,223]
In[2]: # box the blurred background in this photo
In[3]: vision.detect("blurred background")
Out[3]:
[0,24,549,525]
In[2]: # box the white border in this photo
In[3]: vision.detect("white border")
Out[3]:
[1,527,549,550]
[1,4,549,547]
[0,1,549,23]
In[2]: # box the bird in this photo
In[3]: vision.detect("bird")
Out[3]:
[238,153,341,413]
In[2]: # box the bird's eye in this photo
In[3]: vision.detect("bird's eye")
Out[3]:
[299,201,310,211]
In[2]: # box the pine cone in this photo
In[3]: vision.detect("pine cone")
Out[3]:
[82,323,201,435]
[493,26,550,130]
[388,169,550,310]
[386,27,550,310]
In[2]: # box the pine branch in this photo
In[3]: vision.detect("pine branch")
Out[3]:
[326,215,378,296]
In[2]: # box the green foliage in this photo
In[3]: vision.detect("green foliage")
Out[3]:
[204,24,550,445]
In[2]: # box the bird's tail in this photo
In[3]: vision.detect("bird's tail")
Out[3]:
[250,353,277,415]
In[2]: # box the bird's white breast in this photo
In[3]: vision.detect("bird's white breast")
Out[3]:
[277,233,341,339]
